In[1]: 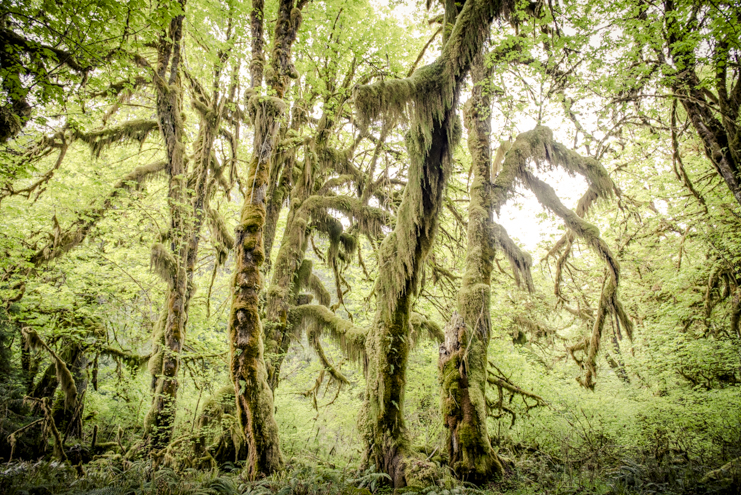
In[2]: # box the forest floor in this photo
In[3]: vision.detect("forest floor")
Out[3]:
[1,452,739,495]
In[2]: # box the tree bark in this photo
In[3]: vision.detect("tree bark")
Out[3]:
[228,0,308,476]
[356,1,510,485]
[438,51,503,483]
[146,0,189,451]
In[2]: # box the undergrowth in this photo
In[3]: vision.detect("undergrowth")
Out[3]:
[1,450,739,495]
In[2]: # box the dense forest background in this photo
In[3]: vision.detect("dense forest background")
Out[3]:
[0,0,740,493]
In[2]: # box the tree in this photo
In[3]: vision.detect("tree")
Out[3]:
[354,0,516,486]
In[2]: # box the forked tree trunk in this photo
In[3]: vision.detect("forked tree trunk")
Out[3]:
[146,0,189,452]
[356,2,510,486]
[438,52,503,482]
[228,94,285,478]
[228,0,306,477]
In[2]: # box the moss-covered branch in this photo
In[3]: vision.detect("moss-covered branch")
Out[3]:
[490,221,534,292]
[354,0,514,155]
[74,120,159,158]
[409,312,444,344]
[578,274,614,390]
[522,171,619,286]
[288,304,366,363]
[28,160,166,269]
[21,328,77,412]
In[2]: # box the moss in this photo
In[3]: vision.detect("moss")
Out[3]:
[307,326,349,385]
[74,119,159,158]
[147,313,167,385]
[354,0,513,155]
[207,207,235,252]
[150,243,178,288]
[579,275,614,390]
[308,273,331,307]
[288,304,366,363]
[264,188,386,389]
[21,328,77,412]
[438,312,503,482]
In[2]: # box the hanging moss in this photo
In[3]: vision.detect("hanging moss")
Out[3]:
[100,346,149,371]
[303,195,388,237]
[307,325,349,385]
[439,49,504,484]
[308,273,331,307]
[193,385,247,465]
[354,0,514,156]
[264,188,388,390]
[291,260,331,308]
[207,207,235,266]
[74,119,159,158]
[41,398,67,462]
[493,128,633,389]
[490,222,534,292]
[228,65,289,477]
[578,275,615,390]
[21,328,77,412]
[288,304,367,363]
[150,243,178,288]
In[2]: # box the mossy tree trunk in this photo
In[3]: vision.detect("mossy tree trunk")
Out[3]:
[360,110,459,484]
[145,10,240,453]
[228,93,285,478]
[146,0,189,451]
[356,1,511,486]
[438,51,503,483]
[228,0,307,478]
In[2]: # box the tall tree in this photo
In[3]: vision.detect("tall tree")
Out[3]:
[438,50,504,482]
[227,0,308,478]
[143,0,190,452]
[354,0,514,486]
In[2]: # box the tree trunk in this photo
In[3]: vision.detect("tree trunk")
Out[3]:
[146,0,189,451]
[438,51,502,483]
[356,0,509,486]
[359,60,457,491]
[227,0,307,477]
[228,96,285,478]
